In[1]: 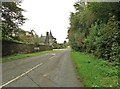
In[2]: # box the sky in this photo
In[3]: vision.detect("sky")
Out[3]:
[20,0,77,43]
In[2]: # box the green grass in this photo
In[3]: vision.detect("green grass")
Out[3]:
[71,51,119,88]
[2,50,56,63]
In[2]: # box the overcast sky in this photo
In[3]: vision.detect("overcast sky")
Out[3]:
[20,0,77,43]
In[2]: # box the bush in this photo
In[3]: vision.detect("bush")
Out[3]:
[85,16,120,62]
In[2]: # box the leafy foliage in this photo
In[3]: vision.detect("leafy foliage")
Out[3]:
[2,1,26,39]
[68,2,120,62]
[85,16,120,62]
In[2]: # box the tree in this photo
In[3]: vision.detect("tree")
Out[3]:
[87,2,120,23]
[68,1,120,62]
[2,1,26,39]
[68,2,94,51]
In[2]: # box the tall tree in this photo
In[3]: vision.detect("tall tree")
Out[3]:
[87,2,120,23]
[1,1,26,39]
[68,1,120,62]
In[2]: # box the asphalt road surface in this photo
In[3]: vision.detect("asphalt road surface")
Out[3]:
[2,48,83,87]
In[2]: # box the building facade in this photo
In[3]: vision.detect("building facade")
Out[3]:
[40,31,56,47]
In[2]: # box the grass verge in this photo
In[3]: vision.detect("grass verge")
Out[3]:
[71,51,119,87]
[2,50,56,63]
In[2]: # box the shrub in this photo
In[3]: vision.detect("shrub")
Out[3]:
[85,16,120,62]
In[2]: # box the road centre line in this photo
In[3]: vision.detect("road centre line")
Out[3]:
[1,63,43,88]
[48,53,56,60]
[49,56,55,60]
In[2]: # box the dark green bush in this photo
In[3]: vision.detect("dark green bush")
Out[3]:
[85,16,120,62]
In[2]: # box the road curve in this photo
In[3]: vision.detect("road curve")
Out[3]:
[2,48,83,87]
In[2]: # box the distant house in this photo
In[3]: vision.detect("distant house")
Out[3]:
[39,35,46,45]
[13,29,37,44]
[22,30,36,44]
[39,31,56,47]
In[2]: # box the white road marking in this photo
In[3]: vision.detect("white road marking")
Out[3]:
[52,53,56,56]
[48,53,56,60]
[43,72,50,77]
[43,74,47,77]
[49,56,55,60]
[1,63,43,88]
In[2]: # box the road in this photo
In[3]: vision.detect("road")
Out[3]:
[2,48,83,87]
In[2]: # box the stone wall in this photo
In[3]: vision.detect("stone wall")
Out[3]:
[2,40,52,56]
